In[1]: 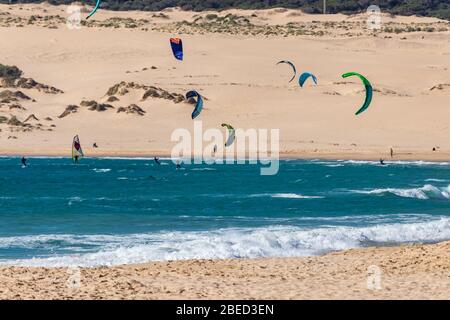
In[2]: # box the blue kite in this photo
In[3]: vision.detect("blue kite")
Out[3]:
[299,72,318,87]
[186,90,203,119]
[170,38,183,61]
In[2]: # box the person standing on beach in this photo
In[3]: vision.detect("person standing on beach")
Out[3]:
[390,148,394,158]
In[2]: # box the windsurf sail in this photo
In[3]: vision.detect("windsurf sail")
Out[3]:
[72,135,84,161]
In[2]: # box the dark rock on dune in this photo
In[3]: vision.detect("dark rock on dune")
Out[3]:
[80,100,97,108]
[151,66,157,69]
[107,95,119,102]
[58,105,79,118]
[142,86,184,103]
[78,100,112,112]
[106,82,127,96]
[106,81,184,103]
[0,116,8,123]
[0,63,63,94]
[9,103,27,110]
[142,87,160,99]
[80,100,114,111]
[95,103,114,111]
[24,114,39,122]
[14,77,64,94]
[0,64,22,86]
[0,90,32,103]
[7,116,24,126]
[117,104,146,116]
[44,117,53,121]
[106,81,147,96]
[430,84,450,91]
[7,136,18,139]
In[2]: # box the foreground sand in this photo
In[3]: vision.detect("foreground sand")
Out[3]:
[0,241,449,299]
[0,4,449,161]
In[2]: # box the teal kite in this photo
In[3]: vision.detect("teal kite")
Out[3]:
[299,72,318,87]
[86,0,101,20]
[186,90,203,119]
[341,72,373,115]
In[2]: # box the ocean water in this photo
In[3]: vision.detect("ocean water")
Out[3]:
[0,157,449,267]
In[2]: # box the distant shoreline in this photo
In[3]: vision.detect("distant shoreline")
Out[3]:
[1,151,449,162]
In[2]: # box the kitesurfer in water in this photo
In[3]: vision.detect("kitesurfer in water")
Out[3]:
[176,161,181,170]
[379,158,385,165]
[21,156,27,167]
[154,157,161,165]
[74,155,79,163]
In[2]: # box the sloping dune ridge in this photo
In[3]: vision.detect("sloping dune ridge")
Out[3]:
[0,4,449,160]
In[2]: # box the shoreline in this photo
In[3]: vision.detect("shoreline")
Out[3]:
[0,240,449,299]
[1,150,450,162]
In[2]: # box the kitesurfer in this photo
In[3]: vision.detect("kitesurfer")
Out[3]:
[379,158,385,165]
[154,157,161,165]
[74,155,79,163]
[176,161,181,170]
[21,156,27,167]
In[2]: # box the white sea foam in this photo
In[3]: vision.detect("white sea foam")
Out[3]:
[353,184,450,200]
[332,160,450,166]
[248,193,324,199]
[92,168,112,173]
[1,217,449,267]
[271,193,324,199]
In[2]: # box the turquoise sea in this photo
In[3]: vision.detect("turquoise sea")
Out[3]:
[0,157,449,267]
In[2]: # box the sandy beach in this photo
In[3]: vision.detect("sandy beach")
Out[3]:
[0,241,448,299]
[0,4,449,161]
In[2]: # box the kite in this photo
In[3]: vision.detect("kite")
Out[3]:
[341,72,373,115]
[299,72,318,87]
[86,0,101,20]
[221,123,235,147]
[186,90,203,119]
[277,60,296,83]
[170,38,183,61]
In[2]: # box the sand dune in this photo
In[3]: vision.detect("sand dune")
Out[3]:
[0,4,449,160]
